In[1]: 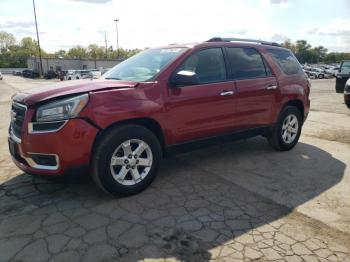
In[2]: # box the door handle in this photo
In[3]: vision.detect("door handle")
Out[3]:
[266,85,277,90]
[220,90,234,96]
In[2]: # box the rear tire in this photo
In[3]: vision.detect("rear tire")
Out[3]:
[267,106,302,151]
[92,125,162,196]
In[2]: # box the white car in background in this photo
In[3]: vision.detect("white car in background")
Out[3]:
[88,69,102,79]
[66,70,79,80]
[326,67,340,76]
[66,70,91,80]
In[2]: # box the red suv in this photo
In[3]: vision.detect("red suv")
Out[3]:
[9,37,310,196]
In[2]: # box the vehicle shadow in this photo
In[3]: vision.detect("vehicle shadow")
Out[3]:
[0,137,346,261]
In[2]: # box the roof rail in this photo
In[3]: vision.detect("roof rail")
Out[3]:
[206,37,281,47]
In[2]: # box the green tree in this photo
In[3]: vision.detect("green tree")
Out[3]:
[66,46,87,59]
[312,46,328,63]
[54,49,67,58]
[87,44,105,59]
[0,31,16,52]
[281,39,296,53]
[294,40,312,64]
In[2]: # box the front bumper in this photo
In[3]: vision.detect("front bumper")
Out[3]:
[9,118,99,176]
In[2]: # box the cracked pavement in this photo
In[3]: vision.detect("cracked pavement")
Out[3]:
[0,76,349,261]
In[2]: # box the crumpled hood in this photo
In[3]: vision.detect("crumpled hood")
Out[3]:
[12,79,138,106]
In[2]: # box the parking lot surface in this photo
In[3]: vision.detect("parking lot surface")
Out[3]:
[0,76,349,262]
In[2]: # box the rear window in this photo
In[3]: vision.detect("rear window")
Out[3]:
[267,49,303,75]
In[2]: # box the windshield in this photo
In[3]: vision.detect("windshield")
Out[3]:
[103,48,187,82]
[340,61,350,74]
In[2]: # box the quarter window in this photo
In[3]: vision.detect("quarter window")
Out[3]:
[175,48,227,84]
[227,47,268,79]
[267,49,303,75]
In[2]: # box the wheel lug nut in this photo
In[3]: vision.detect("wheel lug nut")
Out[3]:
[131,166,135,169]
[134,155,138,159]
[136,160,139,164]
[124,159,129,164]
[128,155,132,159]
[126,165,130,169]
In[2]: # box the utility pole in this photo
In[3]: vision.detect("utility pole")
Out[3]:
[114,19,119,58]
[104,33,108,59]
[32,0,43,76]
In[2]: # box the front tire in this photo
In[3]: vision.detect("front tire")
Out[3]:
[345,98,350,109]
[267,106,302,151]
[92,125,162,196]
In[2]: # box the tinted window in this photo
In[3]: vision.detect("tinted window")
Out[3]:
[340,61,350,74]
[175,48,226,84]
[227,47,268,79]
[267,49,303,75]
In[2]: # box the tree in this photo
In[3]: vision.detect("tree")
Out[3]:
[54,49,66,58]
[0,31,16,52]
[294,40,312,64]
[20,37,47,57]
[312,46,328,63]
[67,46,87,59]
[281,39,296,53]
[87,44,105,59]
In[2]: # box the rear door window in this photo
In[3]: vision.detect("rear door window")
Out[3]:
[226,47,269,79]
[267,49,303,75]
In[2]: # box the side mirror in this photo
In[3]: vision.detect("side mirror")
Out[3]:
[169,70,199,88]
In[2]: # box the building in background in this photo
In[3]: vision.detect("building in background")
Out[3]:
[27,57,121,74]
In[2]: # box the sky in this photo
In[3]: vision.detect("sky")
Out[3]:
[1,0,350,53]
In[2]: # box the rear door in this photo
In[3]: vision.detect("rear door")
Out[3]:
[165,47,237,144]
[225,47,278,130]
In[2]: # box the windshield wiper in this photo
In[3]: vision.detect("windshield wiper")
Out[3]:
[104,77,121,80]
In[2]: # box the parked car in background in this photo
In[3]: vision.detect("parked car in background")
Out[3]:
[336,60,350,93]
[12,70,22,76]
[344,79,350,108]
[44,70,58,79]
[80,70,93,79]
[308,68,331,79]
[0,72,3,80]
[88,69,102,79]
[8,37,310,196]
[66,70,91,80]
[326,66,340,77]
[66,70,79,80]
[22,69,39,78]
[101,68,111,75]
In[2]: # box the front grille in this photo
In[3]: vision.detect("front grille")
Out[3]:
[11,102,27,139]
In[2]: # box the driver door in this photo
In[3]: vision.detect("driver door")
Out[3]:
[164,47,237,144]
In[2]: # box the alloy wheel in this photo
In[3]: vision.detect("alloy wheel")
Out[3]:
[110,139,153,186]
[281,114,299,144]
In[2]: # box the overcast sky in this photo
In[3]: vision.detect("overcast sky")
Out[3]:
[1,0,349,53]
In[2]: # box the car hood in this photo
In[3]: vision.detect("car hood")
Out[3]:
[12,79,139,106]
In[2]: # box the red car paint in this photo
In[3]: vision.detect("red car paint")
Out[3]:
[10,41,310,176]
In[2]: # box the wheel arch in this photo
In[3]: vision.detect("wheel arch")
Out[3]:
[92,117,165,156]
[282,99,305,122]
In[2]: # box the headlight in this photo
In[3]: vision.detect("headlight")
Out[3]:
[36,94,89,122]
